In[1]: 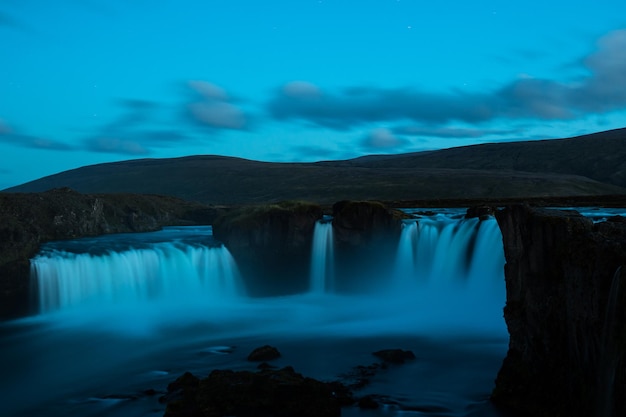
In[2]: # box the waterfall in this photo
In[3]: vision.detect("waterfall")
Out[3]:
[395,216,498,286]
[28,217,505,336]
[309,217,335,293]
[31,237,242,314]
[392,214,505,331]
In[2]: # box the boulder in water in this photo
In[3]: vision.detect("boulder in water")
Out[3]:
[331,200,403,247]
[247,345,281,362]
[162,366,347,417]
[212,201,323,295]
[465,205,495,220]
[372,349,416,364]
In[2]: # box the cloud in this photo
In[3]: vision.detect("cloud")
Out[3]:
[82,130,189,156]
[83,137,150,155]
[0,11,18,28]
[267,29,626,129]
[574,29,626,111]
[0,119,11,134]
[393,126,517,138]
[185,80,249,130]
[361,128,409,151]
[0,119,74,150]
[188,80,229,101]
[188,102,247,130]
[268,83,494,129]
[81,100,191,155]
[289,144,340,160]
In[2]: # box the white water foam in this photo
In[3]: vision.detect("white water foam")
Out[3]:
[309,218,335,293]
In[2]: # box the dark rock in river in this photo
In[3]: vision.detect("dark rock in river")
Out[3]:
[247,345,281,362]
[212,201,323,295]
[332,200,403,247]
[162,366,346,417]
[331,200,404,291]
[372,349,416,364]
[0,188,221,319]
[492,205,626,417]
[465,205,495,220]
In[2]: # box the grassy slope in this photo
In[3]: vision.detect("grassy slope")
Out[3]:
[4,128,626,205]
[343,128,626,188]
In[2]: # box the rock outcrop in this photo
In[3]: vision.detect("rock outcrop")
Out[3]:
[212,200,406,294]
[332,200,404,247]
[161,366,349,417]
[493,205,626,417]
[212,201,323,295]
[0,188,220,319]
[331,201,404,291]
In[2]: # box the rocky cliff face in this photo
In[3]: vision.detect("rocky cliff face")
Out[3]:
[212,200,405,295]
[0,188,220,319]
[493,205,626,417]
[212,201,324,295]
[331,201,404,291]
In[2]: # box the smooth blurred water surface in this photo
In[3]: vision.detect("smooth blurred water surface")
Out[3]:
[1,215,510,417]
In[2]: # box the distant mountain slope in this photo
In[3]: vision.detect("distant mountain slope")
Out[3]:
[4,128,626,205]
[344,128,626,188]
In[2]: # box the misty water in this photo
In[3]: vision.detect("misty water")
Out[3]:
[1,211,510,417]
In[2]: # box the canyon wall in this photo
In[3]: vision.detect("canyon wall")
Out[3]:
[493,205,626,417]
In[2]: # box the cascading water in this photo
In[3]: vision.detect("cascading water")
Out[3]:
[392,212,506,334]
[309,216,335,293]
[395,215,504,286]
[29,226,242,324]
[3,213,510,417]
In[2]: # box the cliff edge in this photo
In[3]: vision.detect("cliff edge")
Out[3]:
[493,205,626,417]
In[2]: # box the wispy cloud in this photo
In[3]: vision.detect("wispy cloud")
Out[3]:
[83,137,149,155]
[82,99,190,155]
[267,29,626,130]
[361,128,409,151]
[184,81,249,130]
[0,11,18,28]
[0,119,74,150]
[392,126,518,139]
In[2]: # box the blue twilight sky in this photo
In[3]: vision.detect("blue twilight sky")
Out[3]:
[1,0,626,189]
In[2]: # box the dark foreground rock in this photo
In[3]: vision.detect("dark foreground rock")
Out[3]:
[372,349,416,364]
[492,205,626,417]
[0,188,221,319]
[161,366,349,417]
[247,345,281,362]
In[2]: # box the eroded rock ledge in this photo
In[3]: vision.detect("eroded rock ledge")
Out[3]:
[493,205,626,417]
[212,200,404,295]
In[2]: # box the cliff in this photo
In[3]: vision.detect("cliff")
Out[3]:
[0,188,220,318]
[212,200,404,294]
[493,205,626,417]
[212,201,324,295]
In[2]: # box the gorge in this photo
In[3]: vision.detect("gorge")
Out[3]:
[1,195,625,416]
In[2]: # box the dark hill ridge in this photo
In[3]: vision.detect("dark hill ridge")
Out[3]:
[336,127,626,188]
[4,128,626,205]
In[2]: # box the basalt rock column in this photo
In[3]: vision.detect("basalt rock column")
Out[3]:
[212,201,323,295]
[493,205,626,417]
[331,201,405,291]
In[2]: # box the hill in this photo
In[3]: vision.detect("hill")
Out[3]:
[337,128,626,188]
[4,128,626,205]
